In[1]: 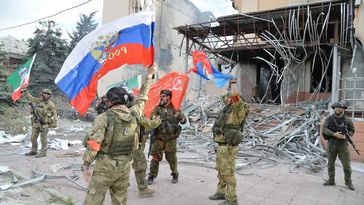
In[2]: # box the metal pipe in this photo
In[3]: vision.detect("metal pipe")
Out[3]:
[185,37,189,74]
[331,45,339,106]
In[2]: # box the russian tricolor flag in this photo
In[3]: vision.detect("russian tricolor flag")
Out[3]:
[55,9,154,115]
[189,51,233,88]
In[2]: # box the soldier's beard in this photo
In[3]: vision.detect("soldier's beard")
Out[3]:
[160,99,170,107]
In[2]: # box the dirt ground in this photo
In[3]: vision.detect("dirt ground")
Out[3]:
[1,117,364,205]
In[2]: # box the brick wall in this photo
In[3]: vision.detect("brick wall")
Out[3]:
[287,91,331,103]
[350,121,364,160]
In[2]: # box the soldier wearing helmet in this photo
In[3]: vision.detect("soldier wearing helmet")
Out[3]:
[82,64,156,205]
[22,88,57,158]
[322,101,355,191]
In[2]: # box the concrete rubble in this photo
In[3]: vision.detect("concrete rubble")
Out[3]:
[0,101,363,204]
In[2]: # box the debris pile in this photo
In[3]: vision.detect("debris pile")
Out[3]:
[179,97,327,173]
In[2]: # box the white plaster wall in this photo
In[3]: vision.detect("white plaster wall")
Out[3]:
[236,62,256,101]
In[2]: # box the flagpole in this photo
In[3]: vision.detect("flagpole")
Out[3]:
[184,36,189,74]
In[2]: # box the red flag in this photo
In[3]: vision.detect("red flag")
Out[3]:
[133,72,189,118]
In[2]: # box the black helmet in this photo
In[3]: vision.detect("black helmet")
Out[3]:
[106,87,130,105]
[331,101,347,109]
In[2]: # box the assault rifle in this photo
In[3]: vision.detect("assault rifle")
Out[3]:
[147,129,156,158]
[331,116,360,155]
[29,103,44,124]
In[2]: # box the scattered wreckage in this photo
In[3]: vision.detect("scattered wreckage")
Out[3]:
[1,98,331,191]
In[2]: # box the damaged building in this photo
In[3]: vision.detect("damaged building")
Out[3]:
[175,0,364,159]
[175,0,363,112]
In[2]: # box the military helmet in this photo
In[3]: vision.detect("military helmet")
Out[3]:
[106,87,129,105]
[42,89,52,95]
[331,101,347,109]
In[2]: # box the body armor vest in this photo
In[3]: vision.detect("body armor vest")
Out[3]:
[325,115,347,144]
[100,110,137,157]
[155,106,180,140]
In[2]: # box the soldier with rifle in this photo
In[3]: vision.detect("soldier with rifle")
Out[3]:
[22,88,57,158]
[322,101,357,191]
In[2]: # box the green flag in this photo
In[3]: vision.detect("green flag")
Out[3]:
[6,54,36,101]
[106,75,142,93]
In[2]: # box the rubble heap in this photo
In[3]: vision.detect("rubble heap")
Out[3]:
[178,96,327,173]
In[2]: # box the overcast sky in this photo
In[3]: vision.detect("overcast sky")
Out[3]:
[0,0,236,41]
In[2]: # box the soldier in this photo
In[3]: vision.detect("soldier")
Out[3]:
[147,89,187,185]
[209,80,249,205]
[82,65,156,205]
[23,88,57,158]
[322,101,355,191]
[132,114,161,197]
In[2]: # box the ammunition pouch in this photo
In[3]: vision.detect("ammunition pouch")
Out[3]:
[331,138,347,146]
[225,129,243,146]
[212,125,222,135]
[32,116,45,124]
[158,120,179,135]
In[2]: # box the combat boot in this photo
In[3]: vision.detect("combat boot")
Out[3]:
[147,176,154,185]
[171,174,178,184]
[208,193,225,200]
[35,152,46,158]
[323,179,335,186]
[25,151,37,156]
[218,200,238,205]
[138,187,155,197]
[345,181,355,191]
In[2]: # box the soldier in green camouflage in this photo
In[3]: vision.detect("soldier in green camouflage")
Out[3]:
[209,80,249,205]
[322,101,355,191]
[147,89,187,185]
[132,114,161,197]
[82,65,156,205]
[23,88,57,158]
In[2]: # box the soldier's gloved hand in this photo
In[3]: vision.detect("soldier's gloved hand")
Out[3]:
[21,88,28,94]
[334,132,345,140]
[83,166,92,183]
[50,123,57,128]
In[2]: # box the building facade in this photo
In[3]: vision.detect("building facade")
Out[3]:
[99,0,215,98]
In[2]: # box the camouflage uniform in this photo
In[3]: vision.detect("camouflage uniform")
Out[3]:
[210,96,249,205]
[148,104,185,180]
[25,89,57,157]
[322,113,355,187]
[132,115,161,191]
[83,79,151,205]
